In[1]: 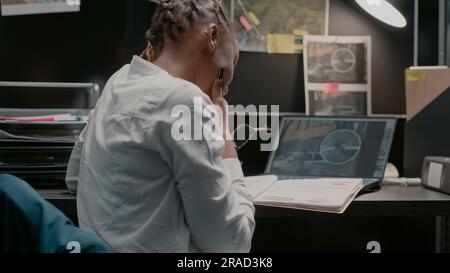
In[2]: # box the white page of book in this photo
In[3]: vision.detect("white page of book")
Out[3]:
[254,178,363,209]
[244,175,278,200]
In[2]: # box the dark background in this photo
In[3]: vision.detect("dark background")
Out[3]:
[1,0,416,114]
[230,0,415,114]
[0,0,447,176]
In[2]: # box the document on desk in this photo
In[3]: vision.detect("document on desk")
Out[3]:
[245,177,364,214]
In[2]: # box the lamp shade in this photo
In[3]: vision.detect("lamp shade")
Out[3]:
[355,0,407,28]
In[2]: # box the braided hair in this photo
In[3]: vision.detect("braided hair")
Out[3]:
[140,0,231,62]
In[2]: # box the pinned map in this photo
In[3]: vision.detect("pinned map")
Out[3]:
[226,0,329,53]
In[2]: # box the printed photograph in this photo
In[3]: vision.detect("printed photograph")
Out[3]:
[306,42,367,84]
[308,90,368,116]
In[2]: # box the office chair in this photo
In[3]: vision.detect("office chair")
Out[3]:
[0,174,108,253]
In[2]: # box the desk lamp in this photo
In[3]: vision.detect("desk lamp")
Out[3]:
[355,0,407,28]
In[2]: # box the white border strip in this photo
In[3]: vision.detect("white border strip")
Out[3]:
[438,0,446,65]
[409,66,449,70]
[306,83,369,92]
[1,3,79,16]
[324,0,330,35]
[0,81,94,88]
[413,0,419,66]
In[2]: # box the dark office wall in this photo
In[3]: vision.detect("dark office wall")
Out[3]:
[227,53,305,113]
[404,87,450,177]
[329,0,413,115]
[124,1,157,59]
[418,0,440,66]
[448,0,450,65]
[0,0,130,89]
[228,0,414,115]
[0,0,415,172]
[1,0,414,115]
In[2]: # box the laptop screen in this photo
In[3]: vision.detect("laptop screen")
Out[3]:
[265,116,397,179]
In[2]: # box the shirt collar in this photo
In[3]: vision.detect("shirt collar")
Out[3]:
[128,55,167,78]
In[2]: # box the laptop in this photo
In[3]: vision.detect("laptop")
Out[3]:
[247,116,397,192]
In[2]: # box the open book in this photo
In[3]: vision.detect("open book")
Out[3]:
[244,176,364,214]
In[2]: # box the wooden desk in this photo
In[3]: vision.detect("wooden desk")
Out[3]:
[38,184,450,218]
[38,184,450,253]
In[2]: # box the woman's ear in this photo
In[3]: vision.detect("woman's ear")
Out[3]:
[206,23,219,52]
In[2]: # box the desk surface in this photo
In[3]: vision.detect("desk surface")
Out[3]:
[38,185,450,218]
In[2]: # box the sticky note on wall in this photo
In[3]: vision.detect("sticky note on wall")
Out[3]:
[267,34,300,54]
[324,82,340,94]
[293,29,309,36]
[406,69,427,81]
[240,16,252,32]
[248,11,260,26]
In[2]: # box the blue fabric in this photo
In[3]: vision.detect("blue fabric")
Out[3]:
[0,174,108,253]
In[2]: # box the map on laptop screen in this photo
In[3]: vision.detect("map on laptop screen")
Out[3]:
[266,117,396,179]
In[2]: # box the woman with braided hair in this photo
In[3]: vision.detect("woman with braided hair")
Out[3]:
[66,0,255,253]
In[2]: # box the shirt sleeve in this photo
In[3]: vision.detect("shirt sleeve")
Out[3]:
[65,119,89,194]
[152,90,255,253]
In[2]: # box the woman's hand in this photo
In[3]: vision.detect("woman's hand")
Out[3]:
[210,74,237,159]
[210,75,227,115]
[210,77,231,139]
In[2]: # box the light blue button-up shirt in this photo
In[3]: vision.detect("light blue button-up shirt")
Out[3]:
[66,56,255,253]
